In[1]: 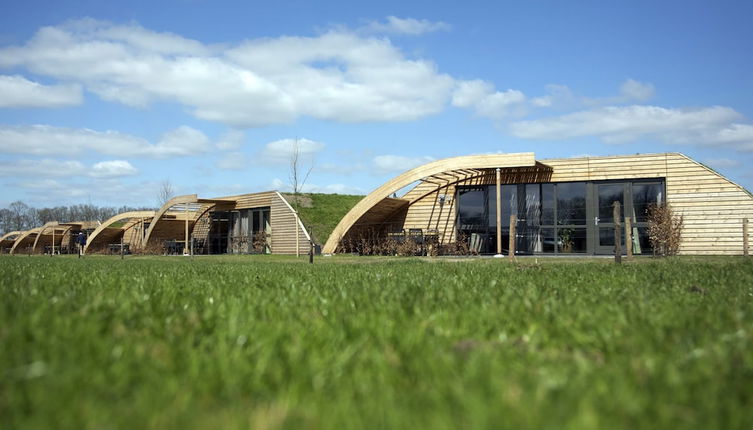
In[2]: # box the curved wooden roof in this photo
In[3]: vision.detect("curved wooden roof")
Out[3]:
[322,153,538,253]
[84,211,156,254]
[0,231,23,243]
[10,227,43,255]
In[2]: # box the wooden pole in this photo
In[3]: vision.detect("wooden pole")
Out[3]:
[744,218,749,257]
[295,212,300,257]
[625,217,633,259]
[184,203,189,255]
[120,232,124,260]
[496,167,502,255]
[51,227,55,257]
[613,201,622,264]
[508,214,516,261]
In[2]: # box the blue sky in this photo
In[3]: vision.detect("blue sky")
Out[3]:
[1,0,752,207]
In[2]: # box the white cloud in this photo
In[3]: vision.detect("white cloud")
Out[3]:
[0,158,137,178]
[0,124,210,158]
[530,79,654,111]
[215,152,250,170]
[257,138,325,164]
[364,16,450,35]
[0,19,455,127]
[372,155,434,173]
[620,79,655,102]
[269,177,363,194]
[0,74,82,108]
[216,129,246,150]
[509,105,753,150]
[0,159,84,177]
[90,160,137,177]
[452,80,527,119]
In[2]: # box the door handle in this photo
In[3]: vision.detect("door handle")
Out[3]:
[594,217,600,225]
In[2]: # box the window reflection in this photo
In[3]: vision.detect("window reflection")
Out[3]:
[557,182,587,225]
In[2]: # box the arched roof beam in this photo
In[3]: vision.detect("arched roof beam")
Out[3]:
[10,227,42,255]
[323,153,538,253]
[84,211,156,254]
[142,195,198,248]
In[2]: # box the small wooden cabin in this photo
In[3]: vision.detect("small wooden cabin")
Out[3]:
[83,191,311,255]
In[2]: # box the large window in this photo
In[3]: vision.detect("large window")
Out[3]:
[456,179,664,255]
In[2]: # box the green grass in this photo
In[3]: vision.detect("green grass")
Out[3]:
[1,255,752,429]
[283,193,363,244]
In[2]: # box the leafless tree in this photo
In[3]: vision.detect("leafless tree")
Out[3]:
[289,139,314,211]
[157,179,175,208]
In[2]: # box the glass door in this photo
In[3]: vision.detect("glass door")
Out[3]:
[592,183,626,254]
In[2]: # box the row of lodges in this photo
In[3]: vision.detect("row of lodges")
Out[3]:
[1,191,311,256]
[2,152,753,256]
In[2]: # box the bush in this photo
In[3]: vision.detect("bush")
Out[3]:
[647,204,683,256]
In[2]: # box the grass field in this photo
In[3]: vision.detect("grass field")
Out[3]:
[1,255,752,429]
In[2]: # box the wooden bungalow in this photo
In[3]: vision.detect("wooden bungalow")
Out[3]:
[323,152,753,256]
[7,221,98,255]
[83,191,311,255]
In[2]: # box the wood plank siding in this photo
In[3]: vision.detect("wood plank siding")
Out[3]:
[334,153,753,255]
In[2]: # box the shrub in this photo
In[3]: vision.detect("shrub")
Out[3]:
[647,203,683,256]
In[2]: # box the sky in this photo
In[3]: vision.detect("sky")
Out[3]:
[1,0,752,208]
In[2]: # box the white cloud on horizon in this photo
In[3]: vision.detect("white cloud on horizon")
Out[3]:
[509,105,753,150]
[0,124,211,158]
[0,74,83,108]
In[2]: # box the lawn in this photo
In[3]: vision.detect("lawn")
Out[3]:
[1,255,752,429]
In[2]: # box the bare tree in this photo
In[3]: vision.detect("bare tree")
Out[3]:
[157,179,175,208]
[288,139,314,211]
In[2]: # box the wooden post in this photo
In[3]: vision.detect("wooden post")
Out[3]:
[295,212,300,258]
[508,214,516,261]
[625,217,633,259]
[744,218,749,257]
[309,226,314,264]
[496,167,502,255]
[51,227,55,257]
[120,233,124,260]
[184,203,189,255]
[613,201,622,264]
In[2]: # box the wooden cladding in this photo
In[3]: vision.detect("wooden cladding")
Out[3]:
[395,153,753,255]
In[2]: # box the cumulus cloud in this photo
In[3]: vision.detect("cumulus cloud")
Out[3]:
[372,154,434,173]
[363,16,450,35]
[452,80,527,119]
[0,158,137,178]
[90,160,138,177]
[0,74,82,108]
[257,138,325,164]
[530,79,655,110]
[0,19,455,127]
[0,124,210,158]
[509,105,753,150]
